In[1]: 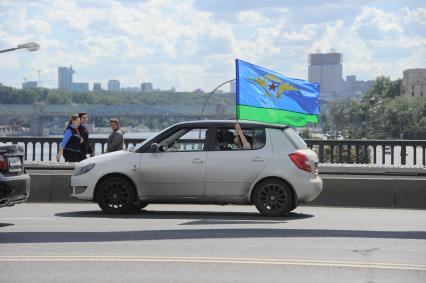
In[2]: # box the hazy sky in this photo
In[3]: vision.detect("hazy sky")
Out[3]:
[0,0,425,91]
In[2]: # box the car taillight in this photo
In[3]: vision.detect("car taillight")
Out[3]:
[289,152,312,172]
[0,156,8,172]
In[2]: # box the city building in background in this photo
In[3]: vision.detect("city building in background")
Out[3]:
[93,83,103,93]
[22,81,38,89]
[58,66,74,91]
[308,52,343,100]
[107,79,120,91]
[72,82,89,93]
[402,68,426,98]
[342,75,374,98]
[193,88,204,94]
[140,82,153,93]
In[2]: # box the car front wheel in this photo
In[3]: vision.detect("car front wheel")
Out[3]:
[96,176,137,214]
[253,179,294,217]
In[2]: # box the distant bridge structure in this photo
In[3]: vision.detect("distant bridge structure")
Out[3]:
[0,103,234,135]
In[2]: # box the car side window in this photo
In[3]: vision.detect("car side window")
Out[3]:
[252,128,266,149]
[157,128,208,152]
[215,127,266,151]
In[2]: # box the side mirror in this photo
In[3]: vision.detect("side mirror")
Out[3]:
[150,143,159,152]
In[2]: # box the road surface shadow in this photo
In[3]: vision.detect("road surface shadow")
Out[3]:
[55,210,313,225]
[1,229,425,244]
[0,223,14,228]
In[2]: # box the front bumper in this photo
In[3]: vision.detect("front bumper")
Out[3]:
[70,174,96,200]
[0,172,31,207]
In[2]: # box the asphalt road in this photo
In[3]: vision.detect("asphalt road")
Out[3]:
[0,203,425,283]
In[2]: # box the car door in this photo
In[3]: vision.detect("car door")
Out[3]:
[204,126,272,197]
[140,127,208,197]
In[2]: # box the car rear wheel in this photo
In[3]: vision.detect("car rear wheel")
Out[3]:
[96,177,136,214]
[253,179,294,217]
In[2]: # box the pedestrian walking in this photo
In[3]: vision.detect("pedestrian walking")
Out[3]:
[56,113,83,162]
[106,118,124,152]
[78,112,94,160]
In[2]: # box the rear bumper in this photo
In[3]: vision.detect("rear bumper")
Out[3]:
[0,172,31,207]
[297,176,323,202]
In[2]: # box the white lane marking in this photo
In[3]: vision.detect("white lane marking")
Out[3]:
[0,220,57,221]
[0,256,425,271]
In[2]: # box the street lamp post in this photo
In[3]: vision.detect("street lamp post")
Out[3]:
[0,41,40,54]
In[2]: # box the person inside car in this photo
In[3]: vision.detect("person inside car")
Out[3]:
[216,123,251,150]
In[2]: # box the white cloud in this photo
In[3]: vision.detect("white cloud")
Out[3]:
[282,24,317,41]
[353,7,403,40]
[0,0,425,90]
[401,7,426,26]
[238,11,270,25]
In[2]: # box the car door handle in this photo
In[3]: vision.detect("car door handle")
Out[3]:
[192,158,204,163]
[252,156,265,162]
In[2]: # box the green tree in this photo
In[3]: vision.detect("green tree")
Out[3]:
[321,76,424,139]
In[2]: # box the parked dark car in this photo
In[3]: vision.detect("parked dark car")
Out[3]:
[0,144,30,207]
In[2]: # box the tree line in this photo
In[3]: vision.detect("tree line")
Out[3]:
[0,85,234,106]
[319,76,426,139]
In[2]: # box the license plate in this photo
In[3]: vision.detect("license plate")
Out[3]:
[8,156,22,172]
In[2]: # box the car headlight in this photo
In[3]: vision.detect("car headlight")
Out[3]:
[73,163,96,176]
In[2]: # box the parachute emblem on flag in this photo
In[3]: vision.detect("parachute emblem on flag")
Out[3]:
[248,74,298,99]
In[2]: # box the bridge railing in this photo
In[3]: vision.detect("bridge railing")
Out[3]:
[305,139,426,166]
[1,136,425,166]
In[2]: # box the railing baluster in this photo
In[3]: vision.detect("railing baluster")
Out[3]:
[330,145,334,163]
[24,142,28,161]
[401,145,406,165]
[391,145,394,165]
[347,144,351,163]
[319,144,324,163]
[423,146,425,166]
[373,145,377,164]
[338,145,343,163]
[382,145,386,165]
[355,145,360,164]
[32,142,36,161]
[56,142,60,159]
[48,142,52,161]
[413,146,416,165]
[364,145,369,164]
[101,143,105,154]
[40,142,44,161]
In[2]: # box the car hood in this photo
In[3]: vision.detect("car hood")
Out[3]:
[78,150,135,165]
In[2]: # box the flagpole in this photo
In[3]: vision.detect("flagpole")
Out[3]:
[235,59,239,123]
[199,79,236,120]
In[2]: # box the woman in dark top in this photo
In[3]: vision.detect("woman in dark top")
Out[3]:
[56,114,83,162]
[78,112,93,160]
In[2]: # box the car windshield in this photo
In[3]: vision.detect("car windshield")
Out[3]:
[133,124,177,152]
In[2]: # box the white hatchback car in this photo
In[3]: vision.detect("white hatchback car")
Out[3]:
[71,120,322,216]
